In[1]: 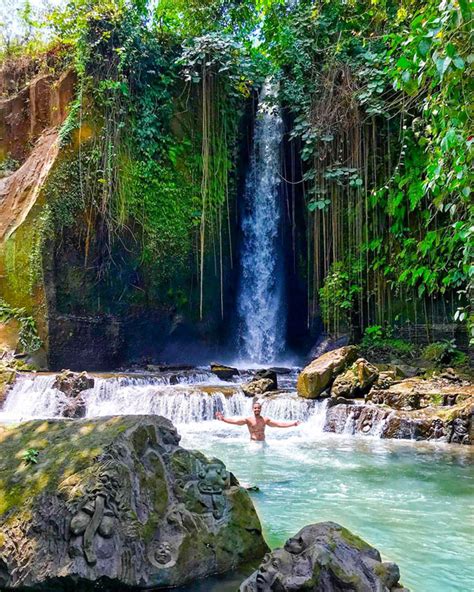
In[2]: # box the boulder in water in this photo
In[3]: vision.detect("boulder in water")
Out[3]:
[239,521,409,591]
[53,369,94,418]
[242,378,276,397]
[210,363,239,380]
[53,368,94,396]
[331,358,379,399]
[255,369,278,388]
[0,415,268,590]
[297,346,358,399]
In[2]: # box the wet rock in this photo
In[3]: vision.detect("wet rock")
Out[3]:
[325,404,390,436]
[240,521,409,591]
[297,346,358,399]
[0,366,16,406]
[306,334,350,362]
[269,367,292,375]
[53,369,94,419]
[53,369,94,398]
[255,369,278,389]
[389,361,420,379]
[146,364,194,373]
[368,377,473,410]
[242,378,276,397]
[331,358,379,398]
[210,363,239,380]
[366,388,421,411]
[381,397,473,443]
[0,415,268,590]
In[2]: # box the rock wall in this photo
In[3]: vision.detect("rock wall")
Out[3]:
[0,70,75,163]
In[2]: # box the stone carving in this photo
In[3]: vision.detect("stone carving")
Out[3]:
[449,416,471,445]
[148,541,175,568]
[0,416,268,590]
[69,472,120,565]
[240,522,409,592]
[428,419,447,441]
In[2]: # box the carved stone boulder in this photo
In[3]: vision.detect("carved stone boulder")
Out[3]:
[0,415,268,590]
[240,522,409,591]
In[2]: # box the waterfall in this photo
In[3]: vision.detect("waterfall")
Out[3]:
[237,79,285,364]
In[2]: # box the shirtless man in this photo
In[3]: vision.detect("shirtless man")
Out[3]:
[215,401,300,441]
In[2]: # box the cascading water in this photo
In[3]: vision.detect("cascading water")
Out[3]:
[0,372,319,426]
[237,79,285,364]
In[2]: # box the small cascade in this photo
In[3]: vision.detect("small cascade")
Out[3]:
[0,374,67,421]
[304,399,329,435]
[342,409,356,435]
[0,373,316,426]
[84,380,248,423]
[237,79,286,363]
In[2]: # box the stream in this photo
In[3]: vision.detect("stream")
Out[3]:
[1,369,473,591]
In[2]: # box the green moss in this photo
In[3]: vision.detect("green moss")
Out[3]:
[0,417,130,516]
[338,526,373,552]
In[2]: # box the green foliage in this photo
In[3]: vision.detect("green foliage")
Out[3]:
[0,155,20,177]
[0,300,42,353]
[319,260,362,334]
[421,340,468,367]
[360,325,416,360]
[22,448,40,465]
[5,0,471,337]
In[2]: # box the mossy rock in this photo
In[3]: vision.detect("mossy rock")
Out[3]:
[0,415,268,590]
[240,521,409,591]
[297,346,358,399]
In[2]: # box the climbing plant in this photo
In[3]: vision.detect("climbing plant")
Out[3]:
[0,300,42,352]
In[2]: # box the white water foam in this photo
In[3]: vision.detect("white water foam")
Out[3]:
[0,374,318,426]
[0,374,67,421]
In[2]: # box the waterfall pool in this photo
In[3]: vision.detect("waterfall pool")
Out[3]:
[177,424,474,592]
[1,373,473,591]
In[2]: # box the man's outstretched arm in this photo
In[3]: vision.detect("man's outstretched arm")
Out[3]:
[215,411,247,426]
[265,418,301,428]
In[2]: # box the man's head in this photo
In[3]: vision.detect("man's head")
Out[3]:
[252,401,263,417]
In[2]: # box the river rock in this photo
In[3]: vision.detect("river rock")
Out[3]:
[325,395,473,444]
[239,521,409,591]
[0,365,16,406]
[242,378,276,397]
[368,378,474,410]
[331,358,379,399]
[381,398,473,444]
[53,369,94,397]
[52,369,94,419]
[0,415,268,590]
[210,363,239,380]
[297,346,358,399]
[255,369,278,388]
[325,403,391,436]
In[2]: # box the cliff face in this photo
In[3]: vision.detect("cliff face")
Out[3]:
[0,65,75,364]
[0,60,244,370]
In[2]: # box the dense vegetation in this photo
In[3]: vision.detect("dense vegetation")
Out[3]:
[1,0,472,350]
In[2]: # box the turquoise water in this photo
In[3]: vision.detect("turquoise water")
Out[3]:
[178,422,474,592]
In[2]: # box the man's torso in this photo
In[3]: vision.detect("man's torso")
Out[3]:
[246,416,266,441]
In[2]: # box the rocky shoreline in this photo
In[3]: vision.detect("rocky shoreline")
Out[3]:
[297,346,473,445]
